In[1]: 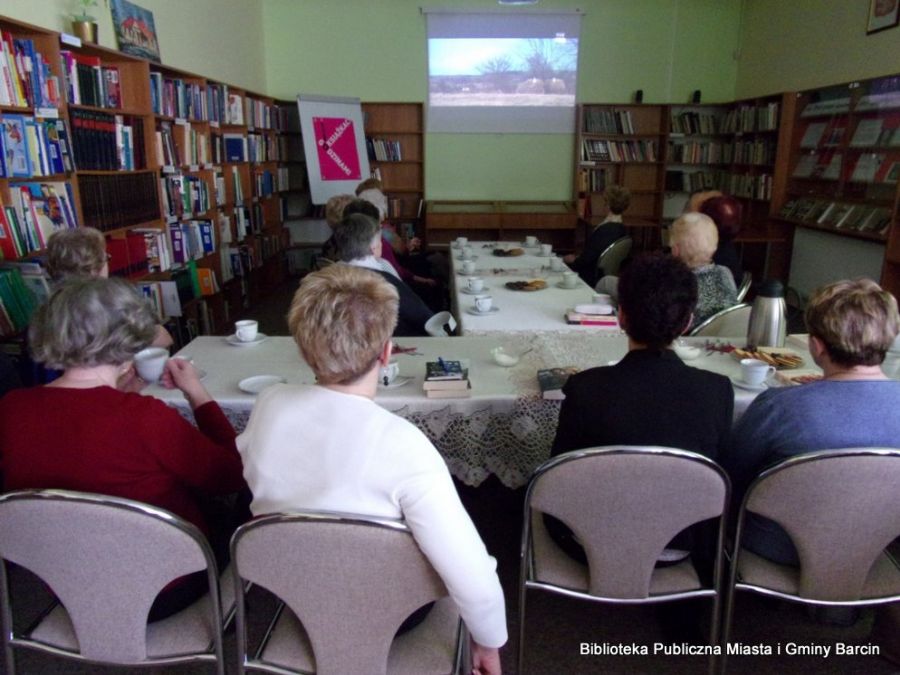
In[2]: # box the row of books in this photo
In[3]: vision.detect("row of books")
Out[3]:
[664,169,720,193]
[423,360,471,399]
[59,50,119,109]
[386,196,421,220]
[792,151,900,183]
[0,265,41,336]
[0,182,78,257]
[583,108,635,135]
[150,74,205,120]
[366,137,403,162]
[78,173,160,231]
[778,198,892,234]
[582,139,659,163]
[0,115,74,177]
[667,140,728,165]
[156,121,211,167]
[726,172,772,201]
[161,174,211,219]
[1,33,60,109]
[69,109,146,171]
[731,138,776,166]
[670,110,721,135]
[577,167,610,194]
[800,95,852,118]
[721,102,780,133]
[800,117,900,149]
[167,219,217,264]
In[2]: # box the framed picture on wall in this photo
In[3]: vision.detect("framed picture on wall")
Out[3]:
[867,0,900,34]
[110,0,162,63]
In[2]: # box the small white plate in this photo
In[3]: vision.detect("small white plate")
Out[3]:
[730,376,768,392]
[239,374,286,394]
[226,333,268,347]
[466,306,500,316]
[574,303,614,316]
[460,286,490,295]
[378,375,413,389]
[556,282,580,290]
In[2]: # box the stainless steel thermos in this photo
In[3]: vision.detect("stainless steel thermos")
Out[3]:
[747,280,787,348]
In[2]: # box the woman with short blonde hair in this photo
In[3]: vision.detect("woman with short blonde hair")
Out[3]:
[46,227,107,281]
[239,264,508,674]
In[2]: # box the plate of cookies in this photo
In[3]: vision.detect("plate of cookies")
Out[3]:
[731,347,804,369]
[493,248,525,257]
[505,279,548,292]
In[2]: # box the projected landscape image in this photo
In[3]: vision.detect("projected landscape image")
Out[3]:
[429,37,578,107]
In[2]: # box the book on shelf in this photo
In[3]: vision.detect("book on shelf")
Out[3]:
[859,207,892,233]
[821,203,853,228]
[850,118,883,147]
[804,200,831,223]
[815,202,838,225]
[800,95,851,118]
[79,173,160,230]
[0,266,40,335]
[834,205,863,229]
[537,366,580,401]
[2,34,60,109]
[791,153,817,178]
[223,133,247,162]
[583,108,634,134]
[799,122,827,148]
[791,199,817,221]
[849,153,883,183]
[883,161,900,183]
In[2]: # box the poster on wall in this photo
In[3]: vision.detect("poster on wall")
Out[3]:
[110,0,162,63]
[297,95,370,204]
[867,0,900,34]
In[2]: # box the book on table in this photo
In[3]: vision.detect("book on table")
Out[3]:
[537,367,580,401]
[565,310,620,328]
[424,360,471,398]
[425,360,465,381]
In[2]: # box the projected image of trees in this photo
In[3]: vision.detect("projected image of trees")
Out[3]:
[428,37,578,107]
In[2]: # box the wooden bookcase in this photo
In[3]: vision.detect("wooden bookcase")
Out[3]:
[361,102,424,238]
[0,15,291,344]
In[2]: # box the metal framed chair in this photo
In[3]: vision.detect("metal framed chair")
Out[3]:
[425,310,457,337]
[518,446,730,673]
[231,511,467,675]
[0,489,231,675]
[597,236,633,277]
[735,271,752,303]
[721,448,900,672]
[689,303,751,337]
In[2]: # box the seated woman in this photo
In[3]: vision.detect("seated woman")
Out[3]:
[318,193,355,266]
[564,185,630,287]
[669,212,738,330]
[0,277,247,619]
[699,194,743,284]
[549,253,734,564]
[237,265,506,675]
[724,278,900,566]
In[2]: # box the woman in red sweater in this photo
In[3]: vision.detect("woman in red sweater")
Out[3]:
[0,277,246,618]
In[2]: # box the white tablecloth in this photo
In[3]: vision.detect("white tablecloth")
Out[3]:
[449,241,619,336]
[149,334,817,488]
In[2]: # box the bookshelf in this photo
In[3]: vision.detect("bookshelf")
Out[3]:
[361,102,424,239]
[0,14,291,344]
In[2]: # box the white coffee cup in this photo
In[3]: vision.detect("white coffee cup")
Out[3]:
[475,295,493,313]
[525,235,537,247]
[550,256,564,271]
[462,245,474,260]
[740,358,775,385]
[467,277,484,293]
[456,236,468,248]
[235,320,259,342]
[562,271,578,288]
[592,293,612,304]
[461,259,476,274]
[379,360,400,385]
[540,243,552,256]
[134,347,169,383]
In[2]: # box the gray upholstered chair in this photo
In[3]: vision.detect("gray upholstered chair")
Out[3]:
[597,235,633,277]
[721,448,900,671]
[231,511,467,675]
[689,303,752,337]
[0,489,230,675]
[518,446,730,673]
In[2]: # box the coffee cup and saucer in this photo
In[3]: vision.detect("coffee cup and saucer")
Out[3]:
[467,295,499,315]
[731,358,776,391]
[556,271,580,289]
[461,277,488,295]
[226,320,268,347]
[378,360,412,389]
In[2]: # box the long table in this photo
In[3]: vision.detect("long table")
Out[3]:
[449,241,612,336]
[150,334,823,488]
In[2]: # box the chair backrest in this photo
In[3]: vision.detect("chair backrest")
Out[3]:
[735,271,752,302]
[740,448,900,601]
[0,489,218,663]
[232,511,449,675]
[597,236,633,277]
[425,310,457,337]
[526,447,728,599]
[689,302,751,337]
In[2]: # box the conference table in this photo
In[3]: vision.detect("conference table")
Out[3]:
[150,333,826,489]
[448,241,612,336]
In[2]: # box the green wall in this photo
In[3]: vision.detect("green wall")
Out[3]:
[263,0,742,200]
[737,0,900,97]
[4,0,266,92]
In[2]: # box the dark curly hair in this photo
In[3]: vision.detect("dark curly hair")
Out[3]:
[618,253,698,349]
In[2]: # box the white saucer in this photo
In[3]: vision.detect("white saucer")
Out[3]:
[460,286,490,295]
[226,333,268,347]
[467,306,500,316]
[378,375,412,389]
[457,255,479,262]
[730,376,768,392]
[556,282,580,290]
[239,374,286,394]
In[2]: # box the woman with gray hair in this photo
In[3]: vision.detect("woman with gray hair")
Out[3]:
[0,277,246,619]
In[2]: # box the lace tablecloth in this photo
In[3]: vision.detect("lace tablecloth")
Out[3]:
[153,334,809,488]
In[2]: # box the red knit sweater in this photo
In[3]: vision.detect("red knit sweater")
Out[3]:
[0,386,246,534]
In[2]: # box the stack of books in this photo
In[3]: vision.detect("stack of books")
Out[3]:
[423,359,471,399]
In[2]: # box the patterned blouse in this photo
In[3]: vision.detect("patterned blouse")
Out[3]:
[692,264,738,329]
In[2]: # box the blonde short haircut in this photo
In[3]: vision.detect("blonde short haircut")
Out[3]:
[325,194,355,228]
[47,227,107,281]
[805,278,900,367]
[30,277,157,369]
[604,185,631,215]
[287,265,399,384]
[355,177,383,195]
[669,212,718,268]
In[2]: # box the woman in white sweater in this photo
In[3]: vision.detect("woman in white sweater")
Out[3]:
[237,264,506,675]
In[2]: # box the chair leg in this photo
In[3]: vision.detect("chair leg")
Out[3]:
[517,585,528,674]
[719,569,740,675]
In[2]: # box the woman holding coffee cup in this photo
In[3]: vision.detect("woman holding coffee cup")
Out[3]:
[0,277,247,619]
